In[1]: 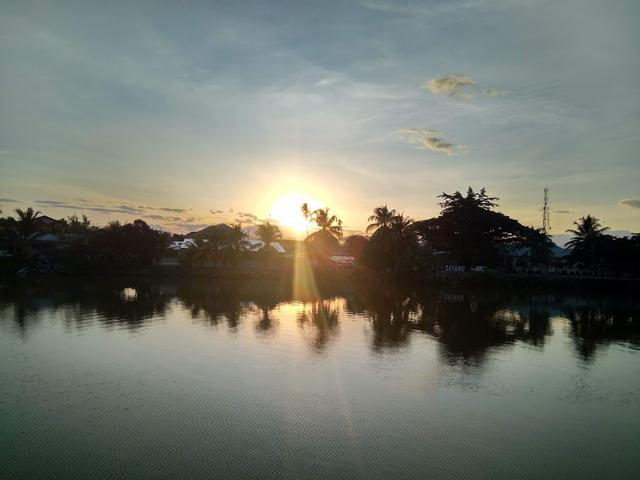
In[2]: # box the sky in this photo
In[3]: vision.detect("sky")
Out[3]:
[1,0,639,238]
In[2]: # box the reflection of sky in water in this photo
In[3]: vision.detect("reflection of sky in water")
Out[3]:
[1,281,639,478]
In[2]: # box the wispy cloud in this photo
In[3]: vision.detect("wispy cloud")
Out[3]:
[425,74,507,100]
[360,0,538,15]
[36,200,70,206]
[0,197,19,203]
[156,207,188,213]
[554,209,574,214]
[36,199,146,215]
[484,88,508,97]
[114,204,145,214]
[400,129,466,156]
[620,199,640,209]
[425,74,476,99]
[174,222,209,232]
[34,199,193,216]
[145,214,182,222]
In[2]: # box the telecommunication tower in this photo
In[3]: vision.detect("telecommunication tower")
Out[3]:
[542,188,550,234]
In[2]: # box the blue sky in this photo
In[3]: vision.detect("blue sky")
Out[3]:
[1,0,639,236]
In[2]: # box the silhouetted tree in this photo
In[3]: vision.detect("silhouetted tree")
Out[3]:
[11,207,43,256]
[366,205,397,235]
[0,212,18,253]
[304,207,343,260]
[14,207,42,239]
[415,187,531,269]
[344,234,368,258]
[256,222,282,251]
[566,215,609,267]
[89,219,169,268]
[301,202,312,237]
[438,187,499,213]
[362,212,423,277]
[309,207,343,239]
[64,214,94,235]
[524,228,554,266]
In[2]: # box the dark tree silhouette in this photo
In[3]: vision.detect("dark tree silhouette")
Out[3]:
[304,207,343,260]
[344,234,369,258]
[366,204,397,235]
[415,187,532,269]
[566,215,609,267]
[256,222,282,250]
[438,187,499,214]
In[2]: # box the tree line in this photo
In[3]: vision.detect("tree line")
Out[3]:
[1,187,639,277]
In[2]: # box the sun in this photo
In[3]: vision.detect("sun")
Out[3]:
[270,192,321,234]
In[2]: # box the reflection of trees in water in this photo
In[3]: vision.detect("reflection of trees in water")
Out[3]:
[1,278,638,362]
[0,279,171,336]
[344,283,638,367]
[296,299,340,353]
[417,291,516,368]
[561,297,640,362]
[346,289,417,351]
[175,282,249,330]
[252,296,280,335]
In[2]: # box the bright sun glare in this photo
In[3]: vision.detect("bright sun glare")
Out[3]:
[270,192,321,233]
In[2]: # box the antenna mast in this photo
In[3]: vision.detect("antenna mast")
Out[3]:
[542,187,550,234]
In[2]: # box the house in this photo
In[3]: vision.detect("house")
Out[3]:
[186,223,234,239]
[28,232,76,254]
[242,239,286,253]
[34,215,65,230]
[505,244,569,274]
[168,238,197,251]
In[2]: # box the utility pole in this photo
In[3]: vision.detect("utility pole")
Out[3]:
[542,187,550,234]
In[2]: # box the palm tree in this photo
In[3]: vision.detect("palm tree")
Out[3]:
[228,223,247,251]
[366,205,397,235]
[363,212,419,277]
[15,207,42,240]
[310,207,342,239]
[301,203,312,237]
[566,214,609,266]
[566,215,609,246]
[390,213,415,238]
[256,222,282,251]
[389,213,418,274]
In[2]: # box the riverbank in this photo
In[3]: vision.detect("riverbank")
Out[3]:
[4,262,639,294]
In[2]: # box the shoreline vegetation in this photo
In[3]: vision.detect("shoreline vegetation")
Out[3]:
[1,187,638,283]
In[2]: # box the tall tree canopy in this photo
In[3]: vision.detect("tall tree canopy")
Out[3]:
[415,187,533,268]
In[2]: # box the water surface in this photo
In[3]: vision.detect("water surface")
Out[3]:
[1,278,639,479]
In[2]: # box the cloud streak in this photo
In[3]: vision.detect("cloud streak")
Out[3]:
[400,129,466,156]
[156,207,188,213]
[620,199,640,209]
